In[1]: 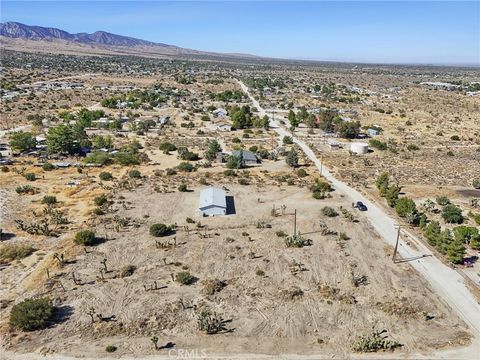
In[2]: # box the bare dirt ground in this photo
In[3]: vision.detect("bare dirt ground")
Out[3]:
[0,162,471,358]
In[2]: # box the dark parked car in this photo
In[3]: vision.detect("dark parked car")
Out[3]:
[355,201,368,211]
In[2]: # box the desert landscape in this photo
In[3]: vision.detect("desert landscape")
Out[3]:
[0,14,479,360]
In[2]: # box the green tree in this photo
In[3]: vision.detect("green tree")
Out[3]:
[376,173,390,194]
[442,204,464,224]
[446,238,466,264]
[46,124,77,154]
[204,140,222,161]
[9,131,36,152]
[384,185,401,207]
[423,221,442,247]
[288,110,299,129]
[285,149,299,168]
[92,135,113,149]
[453,226,480,246]
[395,197,418,223]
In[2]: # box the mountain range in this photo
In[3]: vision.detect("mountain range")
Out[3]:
[0,21,256,59]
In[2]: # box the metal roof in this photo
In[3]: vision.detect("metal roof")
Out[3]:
[232,150,257,162]
[199,187,226,210]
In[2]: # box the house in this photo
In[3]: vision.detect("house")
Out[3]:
[231,150,259,166]
[159,116,170,125]
[212,108,228,118]
[216,122,232,131]
[198,187,227,216]
[367,128,380,136]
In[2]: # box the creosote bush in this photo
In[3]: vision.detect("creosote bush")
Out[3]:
[175,271,195,285]
[42,162,55,171]
[94,194,108,207]
[105,345,117,353]
[41,195,57,205]
[99,172,113,181]
[129,169,141,178]
[74,230,96,246]
[149,223,173,237]
[322,206,338,217]
[10,297,55,331]
[24,172,36,181]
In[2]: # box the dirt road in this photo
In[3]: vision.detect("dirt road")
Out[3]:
[237,79,480,351]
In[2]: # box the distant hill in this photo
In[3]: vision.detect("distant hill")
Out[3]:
[0,21,258,59]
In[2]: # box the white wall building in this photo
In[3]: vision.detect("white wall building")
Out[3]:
[198,187,227,216]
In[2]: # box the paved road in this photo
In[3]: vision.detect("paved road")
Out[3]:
[237,79,480,351]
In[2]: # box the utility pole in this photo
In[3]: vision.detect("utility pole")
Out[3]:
[293,209,297,236]
[392,225,401,263]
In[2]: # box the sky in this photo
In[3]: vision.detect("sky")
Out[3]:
[1,1,479,65]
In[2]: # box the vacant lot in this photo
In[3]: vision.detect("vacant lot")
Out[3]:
[0,171,471,357]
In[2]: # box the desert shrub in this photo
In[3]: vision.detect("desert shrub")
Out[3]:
[94,194,108,207]
[285,233,312,248]
[9,297,55,331]
[24,173,36,181]
[177,162,194,172]
[322,206,338,217]
[353,328,401,352]
[223,169,236,177]
[285,149,299,168]
[42,162,55,171]
[282,136,293,145]
[159,142,177,153]
[92,207,104,216]
[406,144,419,151]
[310,179,332,199]
[178,183,188,192]
[41,195,57,205]
[105,345,117,353]
[369,139,387,150]
[74,230,96,246]
[255,269,265,276]
[450,135,460,141]
[186,217,195,224]
[119,265,136,278]
[84,151,112,165]
[175,271,195,285]
[149,223,173,237]
[201,279,226,295]
[129,169,141,178]
[0,244,35,262]
[15,185,34,195]
[442,204,464,224]
[473,179,480,189]
[197,309,225,334]
[1,166,9,172]
[296,168,308,177]
[166,168,177,176]
[436,196,450,206]
[339,232,349,240]
[99,172,113,181]
[238,178,249,185]
[446,150,454,157]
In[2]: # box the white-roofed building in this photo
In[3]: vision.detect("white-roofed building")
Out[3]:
[198,187,227,216]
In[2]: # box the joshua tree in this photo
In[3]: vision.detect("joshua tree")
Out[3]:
[100,258,108,272]
[150,336,159,350]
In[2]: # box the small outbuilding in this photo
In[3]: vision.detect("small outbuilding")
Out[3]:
[231,150,259,166]
[198,187,227,216]
[350,142,369,154]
